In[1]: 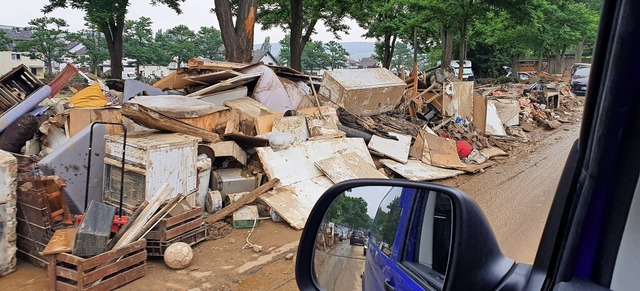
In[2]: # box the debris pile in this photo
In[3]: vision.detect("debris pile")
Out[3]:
[0,59,582,286]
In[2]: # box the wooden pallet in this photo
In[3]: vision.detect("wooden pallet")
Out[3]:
[47,240,147,291]
[146,224,211,257]
[145,207,202,241]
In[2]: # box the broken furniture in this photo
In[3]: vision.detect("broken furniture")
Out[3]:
[144,206,208,257]
[15,175,73,268]
[103,133,201,212]
[318,68,406,116]
[47,239,147,290]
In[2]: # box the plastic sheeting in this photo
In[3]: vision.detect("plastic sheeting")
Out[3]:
[241,65,302,112]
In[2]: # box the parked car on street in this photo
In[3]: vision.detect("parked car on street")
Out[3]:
[571,67,591,95]
[349,231,366,246]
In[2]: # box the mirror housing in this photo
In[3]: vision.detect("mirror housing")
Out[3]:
[296,179,515,290]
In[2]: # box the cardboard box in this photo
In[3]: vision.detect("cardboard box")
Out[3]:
[68,107,123,137]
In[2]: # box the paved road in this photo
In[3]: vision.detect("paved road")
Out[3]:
[315,241,366,291]
[451,124,580,263]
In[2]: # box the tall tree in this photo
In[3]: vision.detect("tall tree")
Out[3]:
[163,25,198,67]
[258,0,350,71]
[278,36,291,66]
[213,0,258,63]
[389,42,413,72]
[71,24,109,75]
[301,40,329,74]
[123,17,156,75]
[350,0,409,69]
[0,31,11,51]
[195,26,224,60]
[43,0,186,79]
[260,36,271,52]
[14,17,70,75]
[324,41,349,69]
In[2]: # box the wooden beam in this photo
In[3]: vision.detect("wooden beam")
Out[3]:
[203,178,279,224]
[121,103,221,143]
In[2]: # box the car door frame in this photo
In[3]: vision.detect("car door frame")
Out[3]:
[526,0,640,290]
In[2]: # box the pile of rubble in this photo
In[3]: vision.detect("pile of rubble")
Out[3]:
[0,58,582,288]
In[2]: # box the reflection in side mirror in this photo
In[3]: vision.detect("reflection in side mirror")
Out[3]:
[314,186,453,291]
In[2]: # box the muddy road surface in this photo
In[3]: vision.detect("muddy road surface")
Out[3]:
[315,241,366,291]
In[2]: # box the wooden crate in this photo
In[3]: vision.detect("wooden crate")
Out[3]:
[146,224,211,257]
[47,240,147,291]
[145,207,202,241]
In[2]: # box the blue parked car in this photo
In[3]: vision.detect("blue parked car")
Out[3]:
[363,187,451,290]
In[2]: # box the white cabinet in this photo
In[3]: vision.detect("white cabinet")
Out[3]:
[103,133,201,211]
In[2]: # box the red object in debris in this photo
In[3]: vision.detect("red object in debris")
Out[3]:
[456,141,473,158]
[75,214,129,233]
[48,63,79,98]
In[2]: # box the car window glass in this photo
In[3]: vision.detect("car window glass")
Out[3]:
[371,187,404,257]
[401,191,453,287]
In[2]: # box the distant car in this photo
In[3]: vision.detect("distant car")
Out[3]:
[350,231,366,246]
[571,67,591,95]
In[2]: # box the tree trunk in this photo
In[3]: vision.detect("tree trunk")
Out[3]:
[101,18,124,79]
[575,38,585,63]
[441,28,453,72]
[46,60,53,76]
[537,49,543,72]
[214,0,258,63]
[511,55,519,82]
[559,45,567,75]
[290,0,304,71]
[381,33,397,69]
[458,18,468,80]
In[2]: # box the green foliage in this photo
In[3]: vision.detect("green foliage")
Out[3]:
[70,24,109,74]
[123,17,157,68]
[0,31,11,51]
[43,0,187,78]
[325,194,372,231]
[372,195,401,247]
[14,17,71,75]
[279,36,351,72]
[196,26,224,60]
[162,24,198,67]
[257,0,350,70]
[324,41,349,69]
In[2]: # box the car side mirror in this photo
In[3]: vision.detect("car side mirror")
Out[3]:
[295,179,516,291]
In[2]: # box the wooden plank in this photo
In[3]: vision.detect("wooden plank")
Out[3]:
[423,134,466,169]
[55,252,84,266]
[442,81,474,119]
[83,240,147,270]
[48,256,57,291]
[163,219,203,240]
[473,95,487,133]
[83,251,146,284]
[42,228,77,255]
[223,97,279,136]
[368,132,412,164]
[55,266,79,281]
[176,109,229,133]
[152,69,200,90]
[222,133,269,148]
[86,264,146,291]
[203,178,279,224]
[186,73,261,97]
[381,159,464,181]
[182,70,243,83]
[135,193,184,242]
[106,201,148,251]
[188,58,250,70]
[161,207,201,228]
[121,102,220,143]
[315,151,387,184]
[112,184,173,249]
[55,280,78,291]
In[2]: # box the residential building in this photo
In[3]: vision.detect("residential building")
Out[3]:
[252,50,279,66]
[358,57,381,69]
[0,25,44,77]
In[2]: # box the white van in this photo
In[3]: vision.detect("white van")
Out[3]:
[438,60,475,81]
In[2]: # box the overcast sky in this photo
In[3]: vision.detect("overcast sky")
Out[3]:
[0,0,371,44]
